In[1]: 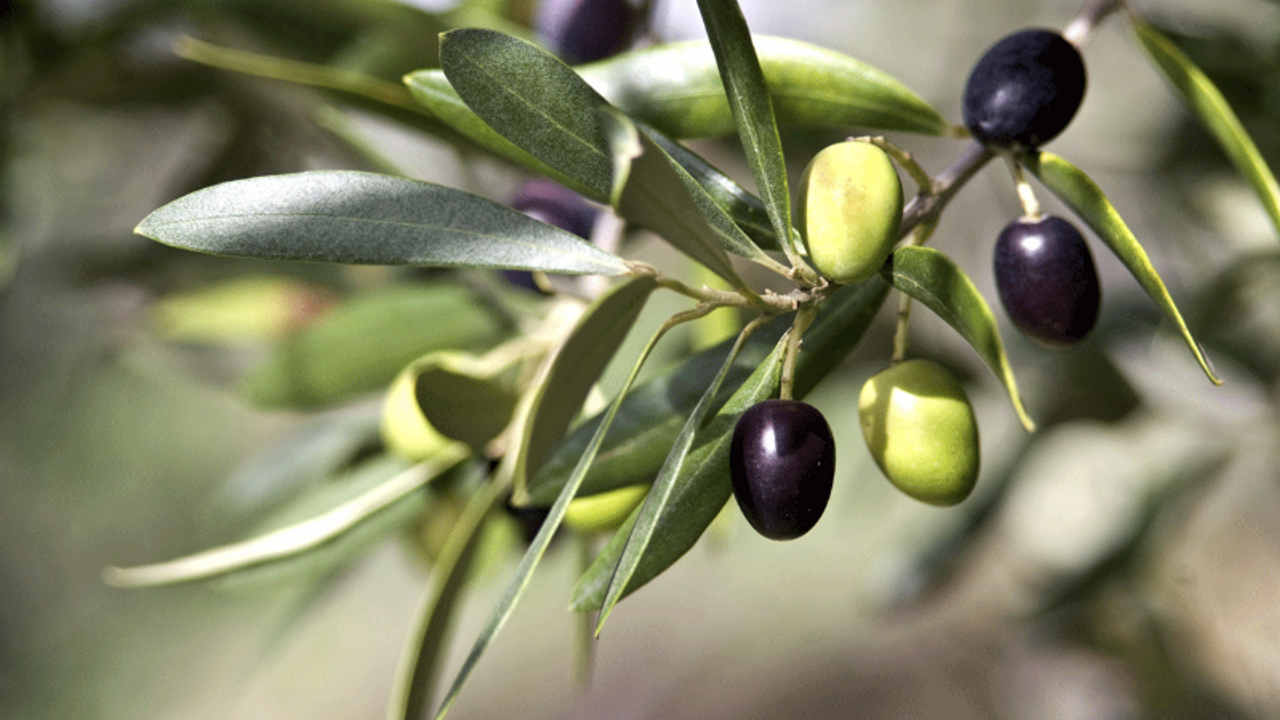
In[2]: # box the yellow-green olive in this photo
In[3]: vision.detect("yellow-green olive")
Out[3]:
[564,484,648,533]
[796,140,903,284]
[858,359,980,506]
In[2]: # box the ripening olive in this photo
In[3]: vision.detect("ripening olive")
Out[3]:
[858,360,979,506]
[994,215,1101,347]
[796,141,903,285]
[962,29,1086,149]
[536,0,639,65]
[730,399,835,540]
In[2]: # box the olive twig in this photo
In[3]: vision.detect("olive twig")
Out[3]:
[900,142,996,240]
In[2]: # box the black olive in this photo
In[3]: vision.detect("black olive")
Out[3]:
[729,399,835,540]
[962,29,1086,149]
[994,215,1101,347]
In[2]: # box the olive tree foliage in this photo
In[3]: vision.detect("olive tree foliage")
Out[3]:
[88,0,1280,717]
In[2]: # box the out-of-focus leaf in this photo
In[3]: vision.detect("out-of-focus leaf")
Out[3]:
[440,28,613,200]
[505,276,659,500]
[152,275,336,345]
[241,281,510,408]
[413,353,520,450]
[578,36,951,138]
[695,0,796,262]
[431,312,680,720]
[1130,17,1280,239]
[1021,151,1222,385]
[102,446,470,588]
[135,172,629,275]
[526,314,790,505]
[602,110,756,285]
[594,317,764,632]
[571,278,892,611]
[885,246,1035,431]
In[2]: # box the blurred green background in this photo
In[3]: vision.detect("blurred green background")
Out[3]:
[4,0,1280,718]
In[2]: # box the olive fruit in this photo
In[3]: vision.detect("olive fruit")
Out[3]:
[730,399,835,540]
[858,360,979,506]
[994,215,1100,347]
[962,29,1086,149]
[536,0,639,65]
[796,140,903,285]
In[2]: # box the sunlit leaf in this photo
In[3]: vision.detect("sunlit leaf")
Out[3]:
[571,278,891,611]
[884,246,1035,431]
[136,172,629,274]
[695,0,797,262]
[578,36,951,138]
[1130,17,1280,240]
[1021,151,1222,385]
[102,446,470,588]
[440,28,613,199]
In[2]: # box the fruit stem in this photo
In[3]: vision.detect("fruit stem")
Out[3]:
[1063,0,1125,47]
[891,289,913,365]
[864,136,932,195]
[779,305,818,400]
[1005,154,1043,221]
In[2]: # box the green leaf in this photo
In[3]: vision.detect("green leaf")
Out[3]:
[570,278,891,611]
[602,110,762,285]
[695,0,797,262]
[578,36,951,138]
[1021,151,1222,385]
[440,28,613,200]
[135,171,629,274]
[594,317,766,632]
[884,246,1036,431]
[525,315,790,505]
[1130,17,1280,240]
[505,276,659,501]
[101,446,470,588]
[241,281,510,408]
[403,70,602,200]
[413,353,520,450]
[431,312,680,720]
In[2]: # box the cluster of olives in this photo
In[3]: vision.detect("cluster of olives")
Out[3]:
[729,28,1106,540]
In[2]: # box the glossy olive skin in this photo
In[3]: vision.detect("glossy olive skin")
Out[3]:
[796,141,903,285]
[730,400,835,540]
[962,29,1086,149]
[536,0,639,65]
[859,360,979,506]
[994,215,1101,347]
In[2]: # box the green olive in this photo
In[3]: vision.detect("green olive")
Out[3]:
[564,484,648,533]
[858,359,979,506]
[380,363,451,461]
[796,140,903,285]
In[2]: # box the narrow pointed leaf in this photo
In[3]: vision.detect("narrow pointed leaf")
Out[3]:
[136,171,628,275]
[431,317,677,720]
[602,110,757,284]
[1130,17,1280,239]
[571,278,891,611]
[505,276,659,500]
[102,445,470,588]
[440,28,613,199]
[1022,151,1222,385]
[885,246,1036,431]
[578,36,950,138]
[594,318,764,633]
[695,0,795,257]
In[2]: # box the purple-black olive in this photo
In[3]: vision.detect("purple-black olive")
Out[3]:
[994,215,1101,347]
[507,179,600,290]
[962,29,1086,149]
[536,0,640,65]
[729,399,835,541]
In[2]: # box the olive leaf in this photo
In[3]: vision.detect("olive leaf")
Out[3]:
[1130,16,1280,240]
[504,276,659,502]
[695,0,798,263]
[135,171,629,275]
[430,308,688,720]
[440,28,614,200]
[577,36,951,138]
[884,246,1036,431]
[101,446,470,588]
[240,281,510,408]
[602,109,768,286]
[1021,151,1222,385]
[572,278,892,612]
